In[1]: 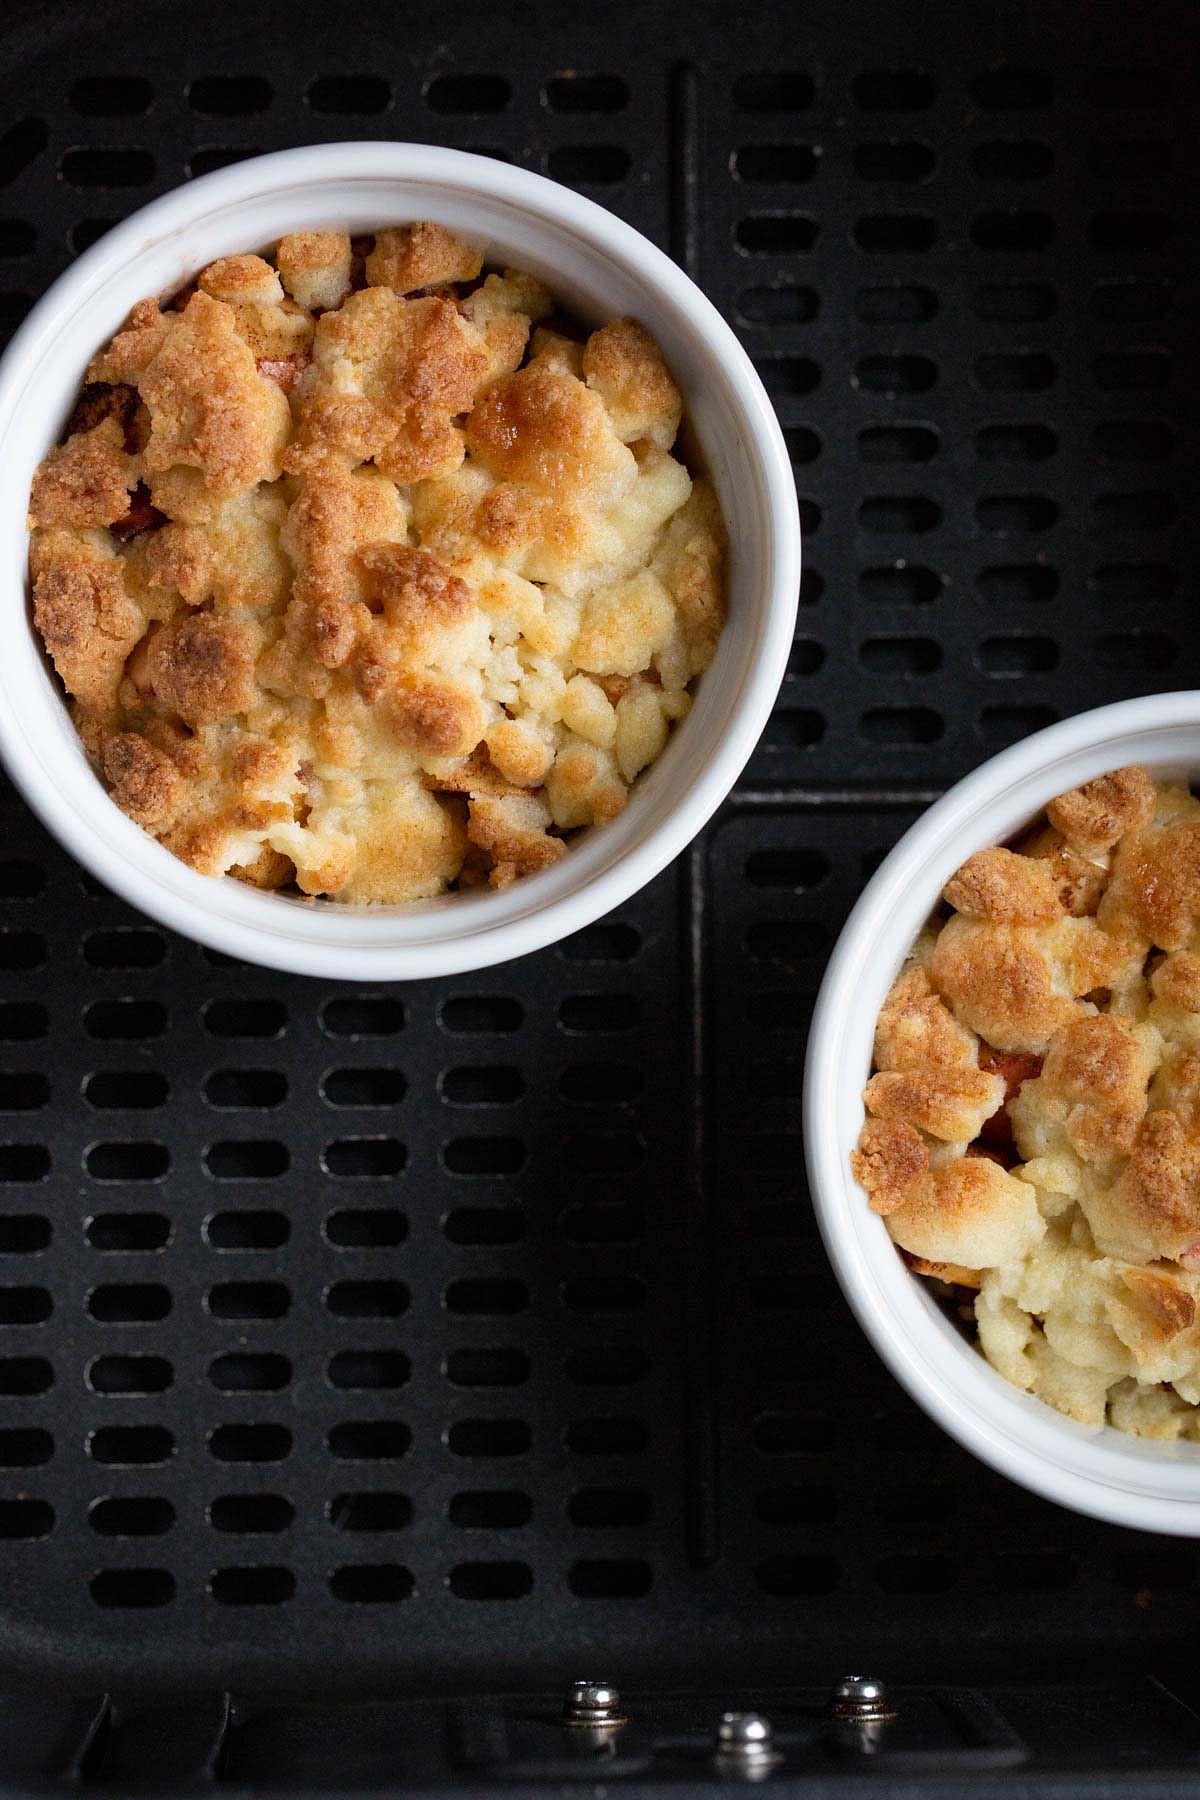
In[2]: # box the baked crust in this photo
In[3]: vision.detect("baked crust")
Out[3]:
[854,766,1200,1441]
[29,222,726,902]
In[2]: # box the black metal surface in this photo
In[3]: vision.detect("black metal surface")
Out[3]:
[0,0,1198,1780]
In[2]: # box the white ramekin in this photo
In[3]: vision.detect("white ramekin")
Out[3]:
[0,143,798,980]
[806,694,1200,1535]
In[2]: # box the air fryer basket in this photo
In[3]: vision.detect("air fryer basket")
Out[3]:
[0,0,1197,1789]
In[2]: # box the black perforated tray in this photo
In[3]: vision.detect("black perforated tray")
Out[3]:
[0,0,1198,1787]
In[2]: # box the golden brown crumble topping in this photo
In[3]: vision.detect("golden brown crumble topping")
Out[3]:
[852,768,1200,1442]
[28,224,726,902]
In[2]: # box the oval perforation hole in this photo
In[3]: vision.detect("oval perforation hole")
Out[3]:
[85,1071,168,1110]
[449,1560,532,1599]
[546,145,631,184]
[322,1067,405,1107]
[971,140,1054,180]
[1093,351,1171,391]
[328,1349,410,1391]
[976,494,1058,532]
[449,1489,531,1528]
[85,1141,168,1182]
[324,1208,407,1248]
[567,1417,647,1455]
[448,1419,530,1458]
[204,1068,287,1109]
[569,1558,652,1598]
[1094,630,1177,672]
[735,213,818,253]
[0,860,43,897]
[87,1282,168,1322]
[90,1496,174,1536]
[425,73,510,113]
[543,74,628,113]
[973,281,1057,321]
[976,353,1055,392]
[559,994,640,1032]
[860,495,941,533]
[559,922,641,962]
[752,355,820,396]
[86,1000,167,1040]
[331,1563,414,1602]
[733,71,815,110]
[738,285,819,325]
[978,564,1058,604]
[559,1064,641,1105]
[876,1553,957,1593]
[853,69,936,109]
[1091,563,1175,602]
[306,75,390,114]
[86,1211,170,1251]
[211,1566,294,1605]
[327,1280,408,1319]
[206,1282,289,1320]
[565,1345,648,1385]
[440,995,522,1034]
[744,849,828,890]
[569,1487,652,1527]
[204,1140,288,1180]
[210,1493,294,1534]
[1089,210,1173,250]
[757,1555,840,1595]
[855,213,936,251]
[209,1422,291,1463]
[445,1347,530,1388]
[1090,279,1171,321]
[328,1491,412,1532]
[860,564,943,605]
[0,1354,52,1393]
[858,425,939,463]
[328,1420,411,1461]
[860,707,944,745]
[83,928,165,969]
[205,1210,290,1250]
[0,1212,49,1250]
[443,1207,526,1245]
[855,355,937,395]
[1094,420,1174,462]
[0,931,45,969]
[560,1201,644,1246]
[855,284,937,323]
[1094,490,1176,530]
[188,75,272,114]
[734,143,819,182]
[979,704,1058,744]
[977,423,1057,462]
[323,1138,405,1178]
[91,1569,174,1608]
[209,1352,291,1393]
[445,1278,528,1316]
[441,1066,524,1106]
[60,148,155,188]
[978,635,1058,674]
[189,147,263,179]
[70,76,154,116]
[204,999,285,1040]
[87,1354,172,1395]
[854,141,936,181]
[89,1425,173,1466]
[859,636,941,675]
[970,69,1053,109]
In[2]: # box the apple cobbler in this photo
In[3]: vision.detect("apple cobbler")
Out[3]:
[852,765,1200,1441]
[27,223,725,901]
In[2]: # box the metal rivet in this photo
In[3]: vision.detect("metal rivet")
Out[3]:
[829,1675,896,1722]
[562,1680,625,1727]
[713,1712,780,1778]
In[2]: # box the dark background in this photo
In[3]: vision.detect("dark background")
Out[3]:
[0,0,1197,1744]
